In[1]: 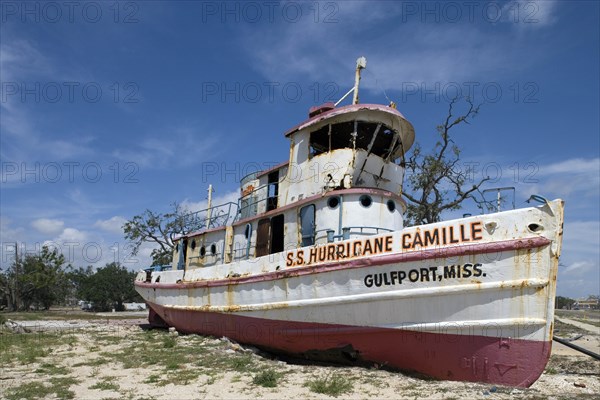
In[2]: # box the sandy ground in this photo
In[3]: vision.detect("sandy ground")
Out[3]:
[1,316,599,400]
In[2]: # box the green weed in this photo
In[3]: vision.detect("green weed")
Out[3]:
[305,372,353,397]
[252,368,283,388]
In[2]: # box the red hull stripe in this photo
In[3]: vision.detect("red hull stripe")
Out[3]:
[136,237,551,290]
[148,302,551,388]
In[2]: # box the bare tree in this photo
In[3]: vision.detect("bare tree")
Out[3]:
[123,203,190,266]
[402,97,490,226]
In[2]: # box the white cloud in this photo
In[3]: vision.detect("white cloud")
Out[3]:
[56,227,88,243]
[180,190,240,213]
[556,220,600,298]
[537,158,600,176]
[0,39,97,163]
[112,126,220,169]
[31,218,65,235]
[0,39,53,82]
[502,0,558,28]
[562,221,600,259]
[239,1,560,100]
[520,158,599,202]
[94,216,127,235]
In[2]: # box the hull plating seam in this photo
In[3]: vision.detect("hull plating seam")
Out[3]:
[164,277,549,313]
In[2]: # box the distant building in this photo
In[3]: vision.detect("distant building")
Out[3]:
[124,302,147,311]
[573,297,599,310]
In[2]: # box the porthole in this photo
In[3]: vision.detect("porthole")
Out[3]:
[244,224,251,239]
[200,246,206,258]
[327,196,340,209]
[359,195,372,208]
[387,200,396,212]
[191,239,197,250]
[210,243,217,255]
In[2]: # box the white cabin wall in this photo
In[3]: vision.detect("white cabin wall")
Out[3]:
[340,194,403,238]
[353,150,404,195]
[184,230,227,269]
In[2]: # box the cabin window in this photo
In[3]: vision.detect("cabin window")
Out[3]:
[177,238,188,270]
[299,205,316,246]
[308,121,402,161]
[210,243,217,255]
[359,195,372,208]
[191,239,196,250]
[327,196,340,209]
[267,171,279,211]
[200,246,206,258]
[309,125,330,157]
[387,200,396,212]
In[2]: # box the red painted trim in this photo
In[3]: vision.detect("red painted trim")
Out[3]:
[136,236,551,290]
[284,104,408,137]
[146,302,551,387]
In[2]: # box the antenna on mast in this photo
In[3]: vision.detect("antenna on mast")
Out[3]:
[206,184,213,228]
[334,56,367,107]
[353,56,367,105]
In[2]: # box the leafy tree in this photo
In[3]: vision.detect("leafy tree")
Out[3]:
[555,296,576,310]
[123,203,190,265]
[0,246,67,311]
[77,262,141,311]
[402,98,490,225]
[66,265,94,298]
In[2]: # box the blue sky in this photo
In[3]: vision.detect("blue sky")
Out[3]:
[1,1,598,299]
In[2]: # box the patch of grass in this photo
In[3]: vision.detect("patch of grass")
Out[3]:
[165,359,181,370]
[163,368,199,386]
[228,353,254,371]
[73,356,110,367]
[89,377,120,391]
[305,372,353,397]
[4,377,78,400]
[0,331,73,365]
[0,310,143,321]
[163,335,177,348]
[144,374,161,384]
[252,368,283,388]
[18,345,51,364]
[545,366,558,375]
[4,381,50,400]
[34,362,70,375]
[95,334,123,344]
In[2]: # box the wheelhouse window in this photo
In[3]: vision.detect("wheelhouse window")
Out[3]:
[309,121,402,161]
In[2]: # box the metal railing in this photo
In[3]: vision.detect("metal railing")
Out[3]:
[237,183,270,220]
[182,202,239,232]
[481,187,516,213]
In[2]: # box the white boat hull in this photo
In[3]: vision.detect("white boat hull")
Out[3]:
[135,199,564,387]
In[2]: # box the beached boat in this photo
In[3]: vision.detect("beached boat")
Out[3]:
[134,59,564,387]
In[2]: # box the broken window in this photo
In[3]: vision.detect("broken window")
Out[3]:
[308,121,402,161]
